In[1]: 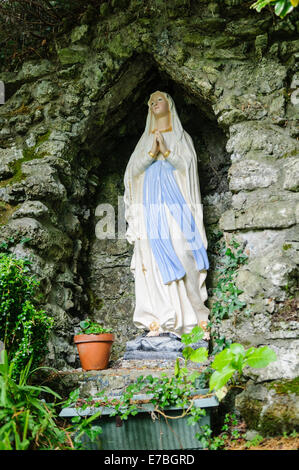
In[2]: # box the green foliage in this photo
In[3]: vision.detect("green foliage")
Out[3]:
[181,325,208,365]
[209,237,248,353]
[209,343,277,392]
[61,367,209,449]
[181,325,204,345]
[0,350,66,450]
[250,0,298,18]
[245,433,264,448]
[283,430,298,438]
[196,412,241,450]
[64,379,207,448]
[73,419,103,449]
[69,407,103,450]
[0,351,105,450]
[96,372,203,420]
[77,319,112,335]
[0,253,54,379]
[63,340,210,440]
[211,238,248,327]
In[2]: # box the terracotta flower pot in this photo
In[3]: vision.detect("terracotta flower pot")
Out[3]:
[74,333,115,371]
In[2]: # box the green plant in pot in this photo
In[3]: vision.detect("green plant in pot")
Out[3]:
[74,319,114,371]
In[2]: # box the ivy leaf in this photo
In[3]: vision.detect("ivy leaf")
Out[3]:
[20,237,32,245]
[245,346,277,368]
[63,387,80,408]
[209,367,235,392]
[71,416,81,424]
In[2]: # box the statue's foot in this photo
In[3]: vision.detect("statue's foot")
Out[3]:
[146,330,161,337]
[147,320,161,337]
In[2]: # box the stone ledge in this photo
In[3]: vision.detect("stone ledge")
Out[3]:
[41,357,208,400]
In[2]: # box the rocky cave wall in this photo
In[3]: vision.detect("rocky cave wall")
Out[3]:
[0,0,298,434]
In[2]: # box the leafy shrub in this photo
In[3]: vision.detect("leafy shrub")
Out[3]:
[0,350,66,450]
[0,349,103,450]
[0,252,53,378]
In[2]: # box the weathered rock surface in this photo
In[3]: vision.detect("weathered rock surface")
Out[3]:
[0,0,298,434]
[236,378,299,436]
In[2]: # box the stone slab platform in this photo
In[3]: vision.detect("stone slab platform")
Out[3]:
[43,357,209,400]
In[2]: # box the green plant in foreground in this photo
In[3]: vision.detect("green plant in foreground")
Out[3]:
[0,253,54,378]
[171,327,276,395]
[209,342,277,392]
[0,349,105,450]
[77,319,112,335]
[0,350,66,450]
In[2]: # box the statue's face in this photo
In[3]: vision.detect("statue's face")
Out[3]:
[149,93,169,117]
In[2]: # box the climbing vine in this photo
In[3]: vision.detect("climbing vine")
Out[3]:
[208,236,249,353]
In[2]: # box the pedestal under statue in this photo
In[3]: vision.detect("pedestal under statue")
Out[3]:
[123,91,210,359]
[123,331,208,360]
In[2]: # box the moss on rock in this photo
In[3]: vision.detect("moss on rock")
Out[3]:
[268,377,299,396]
[0,201,20,225]
[57,46,89,65]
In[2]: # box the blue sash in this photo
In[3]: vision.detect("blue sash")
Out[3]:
[143,160,209,284]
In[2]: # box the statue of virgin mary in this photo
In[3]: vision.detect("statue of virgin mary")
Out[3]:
[124,91,210,340]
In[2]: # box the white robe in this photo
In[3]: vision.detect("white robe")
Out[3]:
[124,125,209,337]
